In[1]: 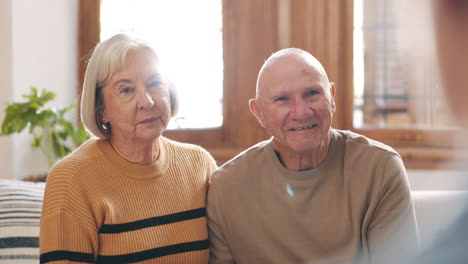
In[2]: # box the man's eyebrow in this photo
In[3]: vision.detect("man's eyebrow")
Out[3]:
[306,84,323,90]
[148,73,163,80]
[268,91,288,100]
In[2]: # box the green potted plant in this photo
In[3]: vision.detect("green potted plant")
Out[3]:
[1,87,90,170]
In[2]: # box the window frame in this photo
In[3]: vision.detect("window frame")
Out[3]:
[78,0,466,169]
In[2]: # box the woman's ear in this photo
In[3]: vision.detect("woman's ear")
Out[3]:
[100,111,109,123]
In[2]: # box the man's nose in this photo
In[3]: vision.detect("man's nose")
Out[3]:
[291,99,313,120]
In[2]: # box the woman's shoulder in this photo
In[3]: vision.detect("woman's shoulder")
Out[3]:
[162,136,212,157]
[48,138,105,181]
[161,137,217,171]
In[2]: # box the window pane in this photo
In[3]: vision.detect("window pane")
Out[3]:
[100,0,223,129]
[353,0,456,129]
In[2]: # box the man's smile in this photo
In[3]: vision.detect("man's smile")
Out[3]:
[289,124,317,131]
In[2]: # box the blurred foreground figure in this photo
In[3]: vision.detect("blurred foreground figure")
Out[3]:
[415,1,468,263]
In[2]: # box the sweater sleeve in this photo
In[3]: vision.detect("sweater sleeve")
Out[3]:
[40,211,98,263]
[367,153,419,263]
[39,165,99,264]
[207,173,235,264]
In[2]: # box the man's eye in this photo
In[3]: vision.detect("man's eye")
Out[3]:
[305,90,319,97]
[149,81,161,87]
[274,96,288,102]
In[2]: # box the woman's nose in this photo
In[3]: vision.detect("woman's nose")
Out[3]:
[137,90,155,110]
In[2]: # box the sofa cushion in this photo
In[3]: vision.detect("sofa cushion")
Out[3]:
[412,190,468,249]
[0,180,45,264]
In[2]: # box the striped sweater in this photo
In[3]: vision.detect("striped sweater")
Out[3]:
[39,137,217,264]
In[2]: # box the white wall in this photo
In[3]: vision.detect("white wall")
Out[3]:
[409,169,468,191]
[0,0,78,179]
[0,0,14,179]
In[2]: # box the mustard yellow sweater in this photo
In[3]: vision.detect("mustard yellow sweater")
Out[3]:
[40,137,217,264]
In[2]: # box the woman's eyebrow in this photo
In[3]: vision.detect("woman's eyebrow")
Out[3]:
[112,79,132,89]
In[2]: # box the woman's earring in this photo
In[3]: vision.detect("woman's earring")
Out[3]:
[101,122,108,130]
[101,116,109,130]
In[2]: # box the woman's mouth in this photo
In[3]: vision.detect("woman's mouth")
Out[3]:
[139,117,158,124]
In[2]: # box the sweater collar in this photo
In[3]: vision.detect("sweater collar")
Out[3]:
[96,137,169,180]
[267,129,338,181]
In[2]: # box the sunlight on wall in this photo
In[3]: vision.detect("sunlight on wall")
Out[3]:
[100,0,223,129]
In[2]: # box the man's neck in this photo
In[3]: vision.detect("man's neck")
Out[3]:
[273,133,332,171]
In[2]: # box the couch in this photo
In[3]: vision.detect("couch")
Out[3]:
[0,180,45,264]
[412,190,468,249]
[1,179,468,263]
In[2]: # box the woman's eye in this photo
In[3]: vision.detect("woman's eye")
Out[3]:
[120,87,133,95]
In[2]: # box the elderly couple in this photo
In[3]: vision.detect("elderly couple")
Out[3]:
[39,34,419,264]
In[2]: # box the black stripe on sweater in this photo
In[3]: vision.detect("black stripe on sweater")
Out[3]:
[0,237,38,249]
[96,239,209,264]
[40,250,94,264]
[99,207,206,234]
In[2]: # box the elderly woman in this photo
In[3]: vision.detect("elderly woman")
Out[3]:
[39,34,217,263]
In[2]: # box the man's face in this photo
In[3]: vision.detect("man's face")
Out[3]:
[251,55,336,155]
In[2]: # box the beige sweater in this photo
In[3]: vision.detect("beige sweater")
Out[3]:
[40,137,217,264]
[207,129,419,264]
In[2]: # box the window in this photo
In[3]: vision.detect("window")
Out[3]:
[351,0,466,169]
[354,0,455,129]
[100,0,223,129]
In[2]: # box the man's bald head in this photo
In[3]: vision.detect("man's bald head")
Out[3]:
[256,48,330,99]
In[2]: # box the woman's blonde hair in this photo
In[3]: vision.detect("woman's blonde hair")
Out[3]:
[80,34,179,139]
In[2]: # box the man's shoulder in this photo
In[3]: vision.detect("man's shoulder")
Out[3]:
[335,129,399,157]
[212,139,271,180]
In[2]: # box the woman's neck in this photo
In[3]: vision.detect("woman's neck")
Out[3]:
[109,136,160,165]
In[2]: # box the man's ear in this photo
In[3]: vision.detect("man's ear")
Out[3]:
[329,82,336,112]
[249,98,266,128]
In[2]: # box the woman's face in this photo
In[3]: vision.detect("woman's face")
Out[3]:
[101,48,171,144]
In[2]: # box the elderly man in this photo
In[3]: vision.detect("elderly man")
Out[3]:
[207,48,419,264]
